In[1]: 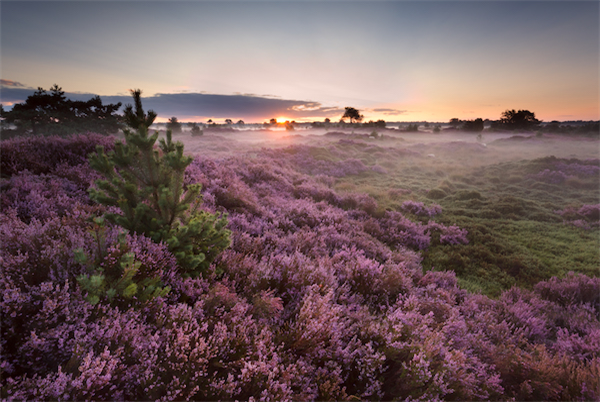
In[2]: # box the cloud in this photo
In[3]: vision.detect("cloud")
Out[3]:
[0,82,342,122]
[0,79,26,88]
[370,108,407,116]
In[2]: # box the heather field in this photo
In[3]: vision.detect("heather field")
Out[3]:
[1,129,599,401]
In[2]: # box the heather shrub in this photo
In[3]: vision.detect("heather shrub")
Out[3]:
[186,158,261,213]
[0,211,91,287]
[400,200,442,217]
[0,133,115,177]
[1,171,90,223]
[261,144,370,177]
[555,204,600,229]
[534,272,600,312]
[3,134,599,401]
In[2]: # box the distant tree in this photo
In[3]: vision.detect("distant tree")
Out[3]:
[433,125,441,133]
[461,118,484,132]
[424,122,430,128]
[236,120,245,125]
[285,121,294,131]
[225,119,233,125]
[499,109,541,131]
[207,119,214,125]
[342,107,364,124]
[449,118,461,129]
[188,122,203,136]
[269,118,277,125]
[1,84,122,136]
[324,118,331,124]
[405,123,419,132]
[166,117,182,133]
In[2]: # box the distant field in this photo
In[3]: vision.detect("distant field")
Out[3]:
[175,128,600,296]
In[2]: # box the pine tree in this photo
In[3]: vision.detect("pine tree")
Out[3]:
[89,90,230,277]
[122,89,157,130]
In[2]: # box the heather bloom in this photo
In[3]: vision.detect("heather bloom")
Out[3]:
[2,137,598,401]
[554,204,600,229]
[400,200,443,217]
[528,159,599,184]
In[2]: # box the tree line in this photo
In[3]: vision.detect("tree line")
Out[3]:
[2,85,594,137]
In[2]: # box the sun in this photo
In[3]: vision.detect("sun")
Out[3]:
[276,117,289,124]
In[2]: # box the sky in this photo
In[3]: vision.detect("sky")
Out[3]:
[1,0,598,123]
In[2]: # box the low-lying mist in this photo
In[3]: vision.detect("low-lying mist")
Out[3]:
[152,126,600,166]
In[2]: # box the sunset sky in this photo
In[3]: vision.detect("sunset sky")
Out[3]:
[1,1,598,123]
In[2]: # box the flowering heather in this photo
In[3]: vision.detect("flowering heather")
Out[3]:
[260,144,369,177]
[528,159,600,184]
[1,136,599,401]
[555,204,600,229]
[554,161,600,177]
[0,133,115,176]
[400,200,442,217]
[529,168,573,184]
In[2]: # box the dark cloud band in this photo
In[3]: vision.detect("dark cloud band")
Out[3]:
[0,83,343,122]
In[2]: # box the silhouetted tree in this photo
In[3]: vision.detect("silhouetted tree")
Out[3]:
[405,123,419,132]
[207,119,213,124]
[342,107,364,124]
[236,120,245,125]
[225,119,233,125]
[324,118,331,124]
[1,84,122,136]
[166,117,182,133]
[269,118,277,125]
[449,118,461,129]
[462,118,484,132]
[498,109,541,131]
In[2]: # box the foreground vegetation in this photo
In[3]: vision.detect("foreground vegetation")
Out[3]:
[1,125,598,400]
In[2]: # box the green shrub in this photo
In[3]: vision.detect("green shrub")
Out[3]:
[75,217,170,307]
[88,91,230,277]
[455,190,483,200]
[427,188,447,200]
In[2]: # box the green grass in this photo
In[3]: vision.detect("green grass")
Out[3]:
[329,136,600,297]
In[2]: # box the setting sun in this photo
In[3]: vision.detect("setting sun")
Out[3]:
[276,117,289,123]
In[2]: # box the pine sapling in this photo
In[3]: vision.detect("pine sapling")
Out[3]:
[88,89,230,277]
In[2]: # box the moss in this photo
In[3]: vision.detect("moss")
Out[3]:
[455,190,483,200]
[427,188,447,200]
